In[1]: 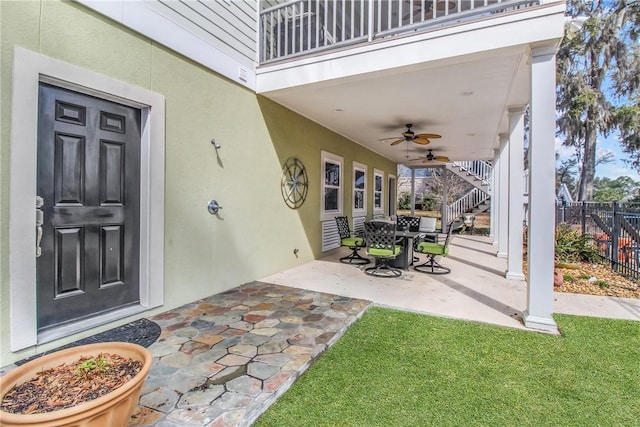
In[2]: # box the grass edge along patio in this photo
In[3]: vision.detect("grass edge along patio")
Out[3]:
[256,307,640,427]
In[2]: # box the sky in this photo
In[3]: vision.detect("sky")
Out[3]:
[555,133,640,182]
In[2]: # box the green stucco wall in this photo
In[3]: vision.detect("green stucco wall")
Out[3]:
[0,0,396,366]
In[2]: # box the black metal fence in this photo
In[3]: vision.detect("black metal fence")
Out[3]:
[556,201,640,282]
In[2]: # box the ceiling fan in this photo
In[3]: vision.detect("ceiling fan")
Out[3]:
[382,124,441,146]
[423,149,450,163]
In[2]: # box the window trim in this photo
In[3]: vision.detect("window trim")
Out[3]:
[320,151,343,221]
[373,168,384,214]
[388,173,397,217]
[352,161,367,217]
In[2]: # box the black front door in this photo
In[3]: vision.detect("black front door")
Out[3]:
[37,83,141,331]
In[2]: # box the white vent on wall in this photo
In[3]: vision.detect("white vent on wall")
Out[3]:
[353,216,365,237]
[238,67,248,83]
[321,220,340,252]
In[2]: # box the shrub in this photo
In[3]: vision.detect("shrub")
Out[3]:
[398,192,411,209]
[594,280,609,289]
[555,223,600,263]
[421,193,437,211]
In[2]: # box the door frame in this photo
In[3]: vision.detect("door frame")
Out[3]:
[388,174,397,217]
[9,47,165,351]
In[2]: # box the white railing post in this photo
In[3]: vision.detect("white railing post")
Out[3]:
[368,0,374,41]
[260,0,541,63]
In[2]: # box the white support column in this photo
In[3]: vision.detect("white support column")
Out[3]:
[496,135,509,258]
[506,107,526,280]
[524,46,559,334]
[490,148,499,243]
[441,167,448,230]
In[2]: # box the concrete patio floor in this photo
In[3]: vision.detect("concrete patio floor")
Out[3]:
[264,234,640,329]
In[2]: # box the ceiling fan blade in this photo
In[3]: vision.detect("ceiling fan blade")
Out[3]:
[416,133,441,139]
[390,139,405,146]
[435,156,450,161]
[412,138,431,145]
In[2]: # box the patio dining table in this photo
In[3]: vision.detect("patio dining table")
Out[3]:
[389,229,422,269]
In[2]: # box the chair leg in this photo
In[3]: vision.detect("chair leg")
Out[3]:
[414,254,450,275]
[340,247,370,265]
[365,260,402,277]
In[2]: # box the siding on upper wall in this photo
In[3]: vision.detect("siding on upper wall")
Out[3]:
[149,0,257,65]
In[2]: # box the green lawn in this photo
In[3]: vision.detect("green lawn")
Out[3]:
[255,307,640,426]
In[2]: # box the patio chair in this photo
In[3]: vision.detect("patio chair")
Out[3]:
[414,220,456,274]
[407,216,420,232]
[395,215,407,230]
[418,216,437,233]
[335,216,370,265]
[364,220,403,277]
[397,215,420,231]
[412,216,438,261]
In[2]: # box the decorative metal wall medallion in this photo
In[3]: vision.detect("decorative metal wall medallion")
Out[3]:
[280,157,308,209]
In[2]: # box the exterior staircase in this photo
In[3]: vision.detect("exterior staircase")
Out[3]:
[445,161,492,221]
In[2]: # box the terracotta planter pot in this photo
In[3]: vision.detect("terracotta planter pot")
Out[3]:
[0,342,152,427]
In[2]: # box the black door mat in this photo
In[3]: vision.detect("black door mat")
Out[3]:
[14,318,161,366]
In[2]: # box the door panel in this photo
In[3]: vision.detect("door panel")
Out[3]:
[55,227,84,297]
[54,133,85,206]
[37,83,141,331]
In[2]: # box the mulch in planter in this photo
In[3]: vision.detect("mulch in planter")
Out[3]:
[1,352,143,414]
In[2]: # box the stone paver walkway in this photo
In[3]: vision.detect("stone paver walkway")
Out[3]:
[128,281,370,427]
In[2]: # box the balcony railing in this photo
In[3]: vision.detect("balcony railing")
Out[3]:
[259,0,541,64]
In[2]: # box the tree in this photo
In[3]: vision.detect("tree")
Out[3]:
[556,0,640,200]
[556,157,579,198]
[398,192,412,209]
[592,175,640,201]
[422,168,471,206]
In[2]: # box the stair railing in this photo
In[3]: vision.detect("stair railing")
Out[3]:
[446,187,490,221]
[451,160,492,186]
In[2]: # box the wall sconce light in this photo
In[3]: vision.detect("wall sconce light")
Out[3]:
[211,138,221,149]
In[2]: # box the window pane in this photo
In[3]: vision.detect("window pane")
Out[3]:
[375,175,382,191]
[374,192,381,207]
[354,190,364,209]
[355,170,365,189]
[325,188,338,211]
[325,162,340,186]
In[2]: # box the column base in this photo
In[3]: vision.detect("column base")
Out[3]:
[523,310,559,334]
[505,271,525,281]
[496,252,507,258]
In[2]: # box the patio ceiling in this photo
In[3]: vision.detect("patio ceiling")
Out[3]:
[259,48,529,166]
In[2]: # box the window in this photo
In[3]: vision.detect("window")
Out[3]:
[353,162,367,217]
[374,169,384,214]
[321,151,343,220]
